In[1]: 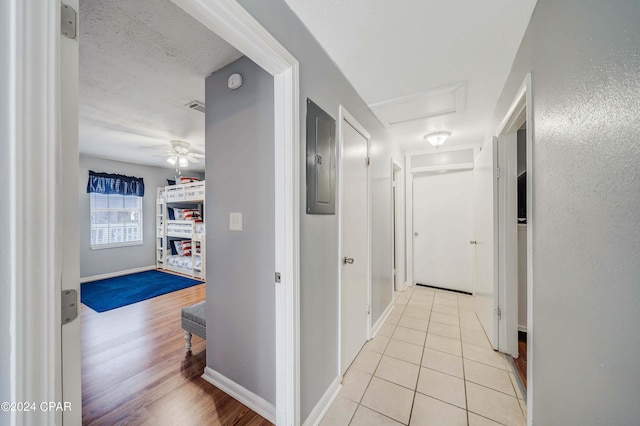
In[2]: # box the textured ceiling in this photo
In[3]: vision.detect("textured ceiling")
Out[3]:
[284,0,538,152]
[79,0,243,171]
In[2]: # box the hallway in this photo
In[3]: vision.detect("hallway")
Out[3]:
[322,286,526,425]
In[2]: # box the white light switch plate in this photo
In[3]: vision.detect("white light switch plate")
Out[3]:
[229,212,242,231]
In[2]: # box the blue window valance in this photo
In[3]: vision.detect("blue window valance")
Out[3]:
[87,171,145,196]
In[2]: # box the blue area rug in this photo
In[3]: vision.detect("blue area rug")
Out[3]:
[81,270,201,313]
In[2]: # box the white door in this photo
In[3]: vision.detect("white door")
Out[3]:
[413,170,473,293]
[341,119,369,374]
[497,133,519,356]
[61,1,82,423]
[473,138,498,349]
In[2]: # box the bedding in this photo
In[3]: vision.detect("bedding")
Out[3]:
[166,254,202,270]
[167,221,205,236]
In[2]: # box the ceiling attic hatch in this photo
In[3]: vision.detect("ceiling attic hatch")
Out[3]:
[368,81,467,127]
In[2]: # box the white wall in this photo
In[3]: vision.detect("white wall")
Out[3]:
[0,0,11,408]
[494,0,640,422]
[79,155,182,279]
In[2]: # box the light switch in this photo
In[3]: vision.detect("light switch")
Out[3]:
[229,212,242,231]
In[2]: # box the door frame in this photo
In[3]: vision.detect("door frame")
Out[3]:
[7,0,301,424]
[337,105,371,376]
[391,159,406,291]
[406,147,476,289]
[495,73,533,416]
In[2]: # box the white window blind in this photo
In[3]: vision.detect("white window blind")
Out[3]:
[90,193,143,249]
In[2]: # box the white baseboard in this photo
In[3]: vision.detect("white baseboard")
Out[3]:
[80,265,156,283]
[302,375,341,426]
[370,301,395,338]
[202,367,275,424]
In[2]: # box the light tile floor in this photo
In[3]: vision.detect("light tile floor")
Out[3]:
[321,286,526,426]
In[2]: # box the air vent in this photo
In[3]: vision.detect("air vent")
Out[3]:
[186,100,206,113]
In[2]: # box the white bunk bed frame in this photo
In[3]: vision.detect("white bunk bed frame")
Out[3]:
[156,180,206,280]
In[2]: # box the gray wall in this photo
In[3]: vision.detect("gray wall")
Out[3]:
[79,155,182,278]
[235,1,402,419]
[494,1,640,422]
[205,56,276,404]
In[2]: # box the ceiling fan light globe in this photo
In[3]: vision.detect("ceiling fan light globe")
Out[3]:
[166,156,177,165]
[179,157,189,167]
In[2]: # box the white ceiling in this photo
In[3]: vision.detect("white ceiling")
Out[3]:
[284,0,538,152]
[79,0,243,171]
[79,0,537,169]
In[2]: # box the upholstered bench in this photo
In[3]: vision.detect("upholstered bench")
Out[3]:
[181,301,206,351]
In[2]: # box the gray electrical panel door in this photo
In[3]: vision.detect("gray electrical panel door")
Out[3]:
[306,99,336,214]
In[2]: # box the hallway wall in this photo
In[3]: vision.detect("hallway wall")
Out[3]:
[236,0,403,420]
[494,0,640,422]
[205,56,276,405]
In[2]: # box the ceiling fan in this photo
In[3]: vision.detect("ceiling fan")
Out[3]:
[157,140,205,174]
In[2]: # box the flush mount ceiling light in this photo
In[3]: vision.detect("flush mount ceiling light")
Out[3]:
[424,131,451,147]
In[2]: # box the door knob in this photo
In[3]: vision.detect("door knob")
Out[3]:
[343,257,354,264]
[469,240,477,245]
[414,232,419,237]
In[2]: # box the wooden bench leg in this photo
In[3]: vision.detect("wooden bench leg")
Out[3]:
[184,331,192,351]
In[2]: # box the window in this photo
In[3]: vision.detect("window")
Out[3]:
[90,193,143,249]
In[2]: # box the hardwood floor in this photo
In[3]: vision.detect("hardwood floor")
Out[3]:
[514,331,527,390]
[82,283,272,426]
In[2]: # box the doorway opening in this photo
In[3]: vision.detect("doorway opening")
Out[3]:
[495,74,532,400]
[58,0,300,424]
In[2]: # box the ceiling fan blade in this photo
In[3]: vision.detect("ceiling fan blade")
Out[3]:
[153,152,175,157]
[138,143,170,150]
[190,152,205,158]
[186,154,200,164]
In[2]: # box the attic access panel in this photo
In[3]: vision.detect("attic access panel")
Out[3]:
[306,99,336,215]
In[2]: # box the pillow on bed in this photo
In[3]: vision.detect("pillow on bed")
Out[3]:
[172,208,185,220]
[183,209,202,222]
[174,240,185,256]
[167,207,175,220]
[179,176,200,184]
[167,179,176,186]
[169,240,178,256]
[181,241,192,256]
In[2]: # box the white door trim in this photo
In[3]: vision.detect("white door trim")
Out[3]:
[170,2,301,424]
[4,0,63,424]
[11,0,301,424]
[337,105,372,376]
[392,159,406,291]
[405,154,414,287]
[496,73,533,425]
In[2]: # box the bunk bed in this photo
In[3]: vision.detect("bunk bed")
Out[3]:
[156,180,205,280]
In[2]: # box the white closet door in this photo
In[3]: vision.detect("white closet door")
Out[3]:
[413,170,473,293]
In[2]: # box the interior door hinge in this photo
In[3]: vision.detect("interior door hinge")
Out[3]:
[367,304,371,315]
[61,2,77,40]
[496,307,502,320]
[496,167,502,179]
[61,289,78,324]
[366,157,371,166]
[275,272,281,283]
